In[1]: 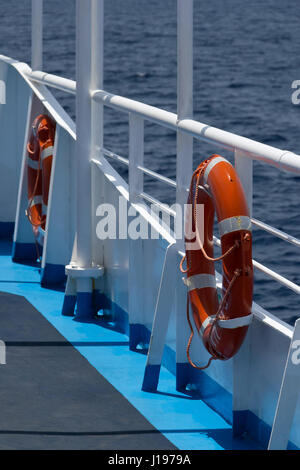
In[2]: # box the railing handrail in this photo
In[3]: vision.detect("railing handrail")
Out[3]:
[25,68,300,176]
[92,89,300,175]
[26,70,76,95]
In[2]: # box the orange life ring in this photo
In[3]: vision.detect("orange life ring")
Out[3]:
[183,154,253,366]
[26,114,56,241]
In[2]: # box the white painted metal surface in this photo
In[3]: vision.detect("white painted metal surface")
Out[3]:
[232,149,253,434]
[234,149,253,217]
[129,115,144,203]
[128,114,145,340]
[143,243,177,383]
[42,124,76,280]
[91,0,104,161]
[175,0,195,382]
[176,0,193,242]
[13,94,45,251]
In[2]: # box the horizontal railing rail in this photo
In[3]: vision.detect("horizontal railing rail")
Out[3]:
[213,236,300,295]
[102,148,177,188]
[25,70,76,95]
[251,218,300,248]
[23,68,300,301]
[103,143,300,297]
[92,89,300,175]
[23,70,300,175]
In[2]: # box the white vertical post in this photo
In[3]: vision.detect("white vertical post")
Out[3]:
[175,0,194,389]
[142,243,177,390]
[31,0,43,71]
[128,114,144,348]
[76,0,92,269]
[91,0,104,269]
[232,327,252,436]
[91,0,104,160]
[234,149,253,217]
[233,149,253,434]
[63,0,103,319]
[176,0,193,242]
[268,318,300,450]
[129,114,144,203]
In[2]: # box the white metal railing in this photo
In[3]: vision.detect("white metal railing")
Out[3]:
[26,55,300,300]
[24,71,300,177]
[26,70,76,95]
[104,148,300,296]
[252,218,300,248]
[29,0,300,328]
[91,90,300,174]
[29,0,300,449]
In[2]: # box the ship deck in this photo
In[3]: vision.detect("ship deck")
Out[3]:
[0,237,261,450]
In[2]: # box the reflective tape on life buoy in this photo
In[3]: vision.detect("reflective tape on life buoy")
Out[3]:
[183,154,253,366]
[26,114,56,241]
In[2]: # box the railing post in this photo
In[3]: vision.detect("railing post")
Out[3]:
[176,0,193,238]
[176,0,194,390]
[91,0,104,160]
[128,113,144,348]
[129,114,144,203]
[75,0,92,269]
[234,149,253,217]
[31,0,43,71]
[233,149,253,435]
[91,0,105,271]
[62,0,104,319]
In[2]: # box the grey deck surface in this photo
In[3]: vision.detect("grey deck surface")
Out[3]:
[0,292,176,450]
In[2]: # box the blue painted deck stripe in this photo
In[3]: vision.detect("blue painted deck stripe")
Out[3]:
[0,240,261,450]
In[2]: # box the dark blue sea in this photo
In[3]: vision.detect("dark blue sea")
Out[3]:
[1,0,300,324]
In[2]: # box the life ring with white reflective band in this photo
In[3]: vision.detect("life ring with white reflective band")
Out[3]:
[26,114,56,244]
[182,154,253,367]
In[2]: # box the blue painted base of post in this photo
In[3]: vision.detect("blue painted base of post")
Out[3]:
[41,263,66,286]
[62,264,104,320]
[62,276,77,316]
[233,410,249,437]
[176,362,190,392]
[93,277,106,314]
[142,364,161,392]
[12,242,40,262]
[129,324,150,351]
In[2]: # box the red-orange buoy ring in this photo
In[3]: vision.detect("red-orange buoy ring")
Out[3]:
[182,154,253,367]
[26,114,56,244]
